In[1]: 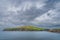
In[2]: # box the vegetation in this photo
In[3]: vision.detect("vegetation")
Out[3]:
[3,25,60,33]
[3,26,45,31]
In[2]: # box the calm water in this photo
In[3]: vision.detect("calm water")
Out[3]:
[0,31,60,40]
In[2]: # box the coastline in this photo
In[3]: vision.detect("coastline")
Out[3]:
[3,26,60,33]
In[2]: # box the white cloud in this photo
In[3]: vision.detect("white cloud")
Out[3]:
[35,2,46,9]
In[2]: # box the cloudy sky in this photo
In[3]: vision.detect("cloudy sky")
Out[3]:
[0,0,60,29]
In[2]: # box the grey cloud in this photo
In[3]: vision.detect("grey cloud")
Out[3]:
[0,0,48,27]
[32,1,60,28]
[0,0,60,29]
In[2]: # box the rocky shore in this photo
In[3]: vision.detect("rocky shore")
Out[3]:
[49,29,60,33]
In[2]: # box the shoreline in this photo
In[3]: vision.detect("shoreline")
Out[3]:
[3,26,60,33]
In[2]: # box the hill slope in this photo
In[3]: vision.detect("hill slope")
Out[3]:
[3,26,45,31]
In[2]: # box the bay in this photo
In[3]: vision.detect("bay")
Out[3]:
[0,31,60,40]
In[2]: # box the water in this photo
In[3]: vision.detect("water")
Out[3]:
[0,31,60,40]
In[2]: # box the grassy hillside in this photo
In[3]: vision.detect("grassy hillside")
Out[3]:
[3,26,45,31]
[3,26,60,33]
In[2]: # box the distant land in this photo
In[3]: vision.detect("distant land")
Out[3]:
[3,26,47,31]
[3,26,60,33]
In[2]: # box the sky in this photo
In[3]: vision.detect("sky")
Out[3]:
[0,0,60,29]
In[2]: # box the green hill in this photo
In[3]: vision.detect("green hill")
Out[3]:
[3,26,45,31]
